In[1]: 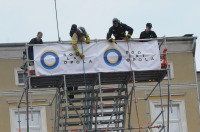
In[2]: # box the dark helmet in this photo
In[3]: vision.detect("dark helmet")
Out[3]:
[113,18,120,25]
[69,24,77,37]
[77,27,86,35]
[146,23,152,28]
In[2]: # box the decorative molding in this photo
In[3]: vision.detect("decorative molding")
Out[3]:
[7,99,47,104]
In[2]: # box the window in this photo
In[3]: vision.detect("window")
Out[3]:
[9,107,47,132]
[150,100,187,132]
[14,68,27,86]
[164,62,174,80]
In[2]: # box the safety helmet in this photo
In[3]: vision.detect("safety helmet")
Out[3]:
[113,18,120,25]
[146,23,152,28]
[77,27,86,35]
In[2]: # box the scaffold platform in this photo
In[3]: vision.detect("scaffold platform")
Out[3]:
[17,38,171,132]
[30,70,167,88]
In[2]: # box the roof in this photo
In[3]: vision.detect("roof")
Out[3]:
[0,36,197,60]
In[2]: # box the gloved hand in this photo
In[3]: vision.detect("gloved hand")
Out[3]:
[85,34,90,44]
[75,51,85,59]
[75,51,80,56]
[79,53,85,59]
[112,39,116,43]
[108,38,117,43]
[127,34,132,38]
[86,39,90,44]
[124,34,132,41]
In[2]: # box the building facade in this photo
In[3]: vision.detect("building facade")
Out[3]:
[0,36,199,132]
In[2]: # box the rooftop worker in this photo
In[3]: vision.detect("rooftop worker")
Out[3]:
[107,18,133,43]
[140,23,157,39]
[28,32,43,64]
[70,24,90,59]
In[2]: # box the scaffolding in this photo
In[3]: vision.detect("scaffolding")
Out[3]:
[17,37,171,132]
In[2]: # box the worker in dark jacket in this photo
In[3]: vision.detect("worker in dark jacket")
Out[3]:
[140,23,157,39]
[107,18,133,43]
[21,32,43,69]
[28,32,43,61]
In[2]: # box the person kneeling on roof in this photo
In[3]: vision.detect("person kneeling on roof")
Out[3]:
[69,24,90,59]
[140,23,157,39]
[107,18,133,43]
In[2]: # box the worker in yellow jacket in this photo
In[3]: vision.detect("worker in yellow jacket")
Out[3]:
[69,24,90,59]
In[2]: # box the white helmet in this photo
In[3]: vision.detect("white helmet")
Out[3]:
[77,27,86,36]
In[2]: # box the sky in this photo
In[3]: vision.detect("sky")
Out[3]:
[0,0,200,70]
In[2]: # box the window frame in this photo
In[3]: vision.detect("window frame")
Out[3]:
[9,106,47,132]
[164,62,174,80]
[149,100,188,132]
[14,68,26,86]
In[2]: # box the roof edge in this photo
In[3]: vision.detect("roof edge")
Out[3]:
[0,36,197,47]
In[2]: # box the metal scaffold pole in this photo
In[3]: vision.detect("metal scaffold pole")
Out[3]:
[132,72,141,132]
[55,88,61,132]
[98,73,104,117]
[63,75,68,125]
[128,85,134,130]
[25,43,30,132]
[123,84,128,132]
[90,86,95,130]
[165,37,171,132]
[26,87,29,132]
[167,69,171,132]
[159,82,166,132]
[94,91,99,131]
[28,74,34,126]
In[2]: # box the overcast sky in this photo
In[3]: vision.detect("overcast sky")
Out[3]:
[0,0,199,70]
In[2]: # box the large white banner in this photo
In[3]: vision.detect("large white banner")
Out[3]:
[34,40,161,76]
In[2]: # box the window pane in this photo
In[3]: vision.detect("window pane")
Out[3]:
[29,112,40,126]
[169,122,180,132]
[164,105,179,120]
[18,72,24,78]
[155,105,163,121]
[16,112,27,128]
[17,71,27,84]
[18,78,24,84]
[15,111,40,128]
[169,106,179,119]
[152,103,183,132]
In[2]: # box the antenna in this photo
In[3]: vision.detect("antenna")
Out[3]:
[54,0,61,42]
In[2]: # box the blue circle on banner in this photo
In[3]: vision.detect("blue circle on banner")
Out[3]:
[40,51,59,70]
[104,49,122,66]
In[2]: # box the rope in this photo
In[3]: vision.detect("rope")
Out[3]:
[80,42,89,131]
[126,39,142,132]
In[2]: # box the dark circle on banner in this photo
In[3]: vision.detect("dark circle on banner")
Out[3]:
[104,49,122,66]
[40,51,59,69]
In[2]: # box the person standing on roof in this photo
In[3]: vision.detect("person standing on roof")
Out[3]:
[69,24,90,59]
[28,32,43,62]
[107,18,133,43]
[140,23,157,39]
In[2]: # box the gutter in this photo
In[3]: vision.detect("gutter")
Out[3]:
[192,37,200,115]
[0,36,197,47]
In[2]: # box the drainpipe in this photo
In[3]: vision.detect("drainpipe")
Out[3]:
[192,38,200,115]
